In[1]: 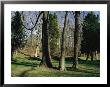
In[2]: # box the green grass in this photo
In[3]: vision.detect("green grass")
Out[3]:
[11,53,100,77]
[12,63,100,77]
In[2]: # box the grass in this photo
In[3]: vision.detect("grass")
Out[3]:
[11,53,100,77]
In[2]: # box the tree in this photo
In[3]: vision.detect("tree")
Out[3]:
[11,11,27,60]
[81,12,100,61]
[21,11,43,58]
[60,11,68,71]
[65,19,74,56]
[40,11,52,68]
[22,11,43,45]
[22,11,52,67]
[72,11,81,69]
[48,13,60,57]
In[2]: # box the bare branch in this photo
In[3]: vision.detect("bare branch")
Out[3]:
[72,11,75,16]
[30,18,34,25]
[23,11,43,30]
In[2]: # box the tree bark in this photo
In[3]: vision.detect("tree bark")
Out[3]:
[90,51,94,61]
[72,11,81,69]
[59,11,68,71]
[86,52,89,61]
[11,50,14,61]
[40,11,52,68]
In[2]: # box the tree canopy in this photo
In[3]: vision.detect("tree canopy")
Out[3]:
[48,13,60,57]
[81,12,100,54]
[11,11,27,57]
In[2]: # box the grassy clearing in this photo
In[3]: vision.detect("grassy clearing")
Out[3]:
[11,53,100,77]
[12,63,100,77]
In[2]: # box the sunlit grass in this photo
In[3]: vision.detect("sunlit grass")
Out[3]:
[11,54,100,77]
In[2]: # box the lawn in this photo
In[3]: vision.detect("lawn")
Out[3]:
[11,53,100,77]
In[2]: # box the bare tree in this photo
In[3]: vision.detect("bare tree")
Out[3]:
[59,11,68,71]
[21,11,43,57]
[72,11,81,69]
[22,11,43,43]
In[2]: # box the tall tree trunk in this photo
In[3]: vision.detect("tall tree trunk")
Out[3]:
[90,51,94,61]
[86,52,89,61]
[40,11,52,68]
[11,50,14,61]
[72,11,81,69]
[59,11,68,71]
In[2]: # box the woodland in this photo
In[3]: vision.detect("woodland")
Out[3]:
[11,11,100,77]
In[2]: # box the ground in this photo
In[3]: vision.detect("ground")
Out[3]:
[11,53,100,77]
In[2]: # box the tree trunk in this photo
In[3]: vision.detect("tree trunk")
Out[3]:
[11,51,14,61]
[59,11,68,71]
[11,47,15,61]
[72,11,81,69]
[95,51,98,60]
[90,51,94,61]
[35,46,38,57]
[86,52,89,61]
[40,11,52,68]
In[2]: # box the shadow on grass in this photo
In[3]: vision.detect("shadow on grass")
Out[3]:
[52,56,100,66]
[11,59,38,67]
[52,66,60,70]
[66,67,99,75]
[27,56,42,61]
[78,58,100,67]
[12,62,38,67]
[52,56,73,62]
[18,67,35,77]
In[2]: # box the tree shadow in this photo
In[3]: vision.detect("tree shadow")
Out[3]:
[52,66,59,70]
[27,56,42,61]
[78,58,100,67]
[52,56,100,65]
[18,67,35,77]
[52,56,73,62]
[12,59,38,67]
[52,56,60,61]
[66,67,99,75]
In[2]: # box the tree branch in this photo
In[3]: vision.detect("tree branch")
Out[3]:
[72,11,75,16]
[30,18,34,26]
[23,11,43,30]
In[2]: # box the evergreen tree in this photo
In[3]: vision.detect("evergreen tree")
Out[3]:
[81,12,100,61]
[48,13,60,57]
[11,11,27,60]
